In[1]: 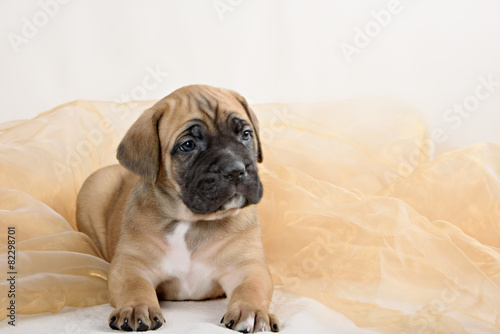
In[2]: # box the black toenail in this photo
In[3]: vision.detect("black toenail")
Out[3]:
[120,318,133,331]
[109,316,119,330]
[226,319,235,329]
[137,319,149,332]
[272,323,280,332]
[151,317,163,330]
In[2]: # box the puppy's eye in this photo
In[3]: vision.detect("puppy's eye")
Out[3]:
[179,140,196,152]
[242,130,252,141]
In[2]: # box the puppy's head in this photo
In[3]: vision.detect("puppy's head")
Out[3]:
[117,85,263,217]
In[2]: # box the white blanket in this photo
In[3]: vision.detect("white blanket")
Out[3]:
[3,288,372,334]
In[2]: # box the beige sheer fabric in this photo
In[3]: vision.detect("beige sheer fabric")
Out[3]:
[1,99,499,332]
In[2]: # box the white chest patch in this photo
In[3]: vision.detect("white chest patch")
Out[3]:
[160,221,216,300]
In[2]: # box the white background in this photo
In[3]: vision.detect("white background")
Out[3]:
[1,0,500,154]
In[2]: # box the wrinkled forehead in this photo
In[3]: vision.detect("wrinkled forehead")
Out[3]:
[157,87,250,145]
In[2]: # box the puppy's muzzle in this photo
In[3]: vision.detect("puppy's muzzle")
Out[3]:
[183,149,262,214]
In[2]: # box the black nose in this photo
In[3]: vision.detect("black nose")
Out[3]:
[221,160,246,182]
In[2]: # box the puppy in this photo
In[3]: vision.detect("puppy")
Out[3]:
[76,85,279,332]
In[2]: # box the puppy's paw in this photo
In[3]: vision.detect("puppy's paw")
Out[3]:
[221,303,280,333]
[108,303,165,331]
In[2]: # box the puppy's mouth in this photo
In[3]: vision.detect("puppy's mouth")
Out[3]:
[183,180,263,215]
[186,187,252,215]
[218,194,247,211]
[177,193,248,222]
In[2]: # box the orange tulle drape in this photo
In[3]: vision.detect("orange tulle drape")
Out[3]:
[1,99,499,332]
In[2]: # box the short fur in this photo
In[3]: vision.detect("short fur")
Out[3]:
[76,85,279,332]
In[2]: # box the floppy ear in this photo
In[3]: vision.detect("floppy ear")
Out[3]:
[230,91,263,163]
[117,108,163,183]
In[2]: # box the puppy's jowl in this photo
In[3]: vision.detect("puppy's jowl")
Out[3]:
[76,85,279,332]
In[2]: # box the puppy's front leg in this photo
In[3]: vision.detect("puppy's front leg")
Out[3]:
[220,265,280,333]
[107,260,165,331]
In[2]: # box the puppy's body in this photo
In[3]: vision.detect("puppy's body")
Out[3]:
[78,164,265,302]
[77,165,133,261]
[76,85,278,333]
